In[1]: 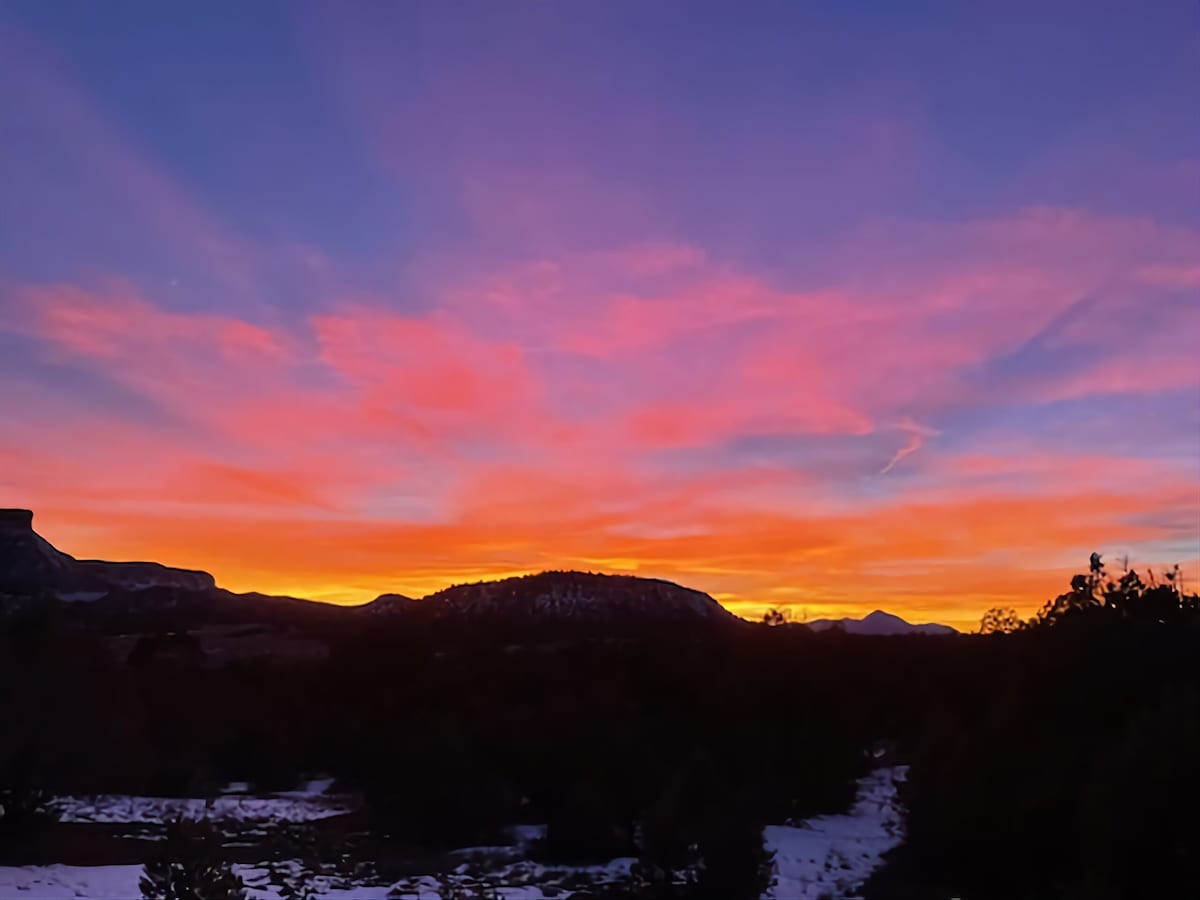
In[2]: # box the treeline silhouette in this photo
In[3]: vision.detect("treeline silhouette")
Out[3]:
[981,553,1198,633]
[1,555,1197,899]
[868,555,1200,899]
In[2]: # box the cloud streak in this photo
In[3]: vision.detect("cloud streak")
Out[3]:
[880,421,940,475]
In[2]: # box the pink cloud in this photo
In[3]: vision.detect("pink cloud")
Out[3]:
[1032,354,1200,404]
[1136,264,1200,289]
[311,308,544,439]
[14,283,290,364]
[554,277,785,358]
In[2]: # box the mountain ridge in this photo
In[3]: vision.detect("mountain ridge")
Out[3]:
[2,508,956,634]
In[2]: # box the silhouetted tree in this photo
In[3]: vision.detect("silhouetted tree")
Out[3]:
[632,751,775,900]
[1035,554,1199,628]
[0,745,59,853]
[689,805,776,900]
[979,607,1024,634]
[634,756,709,895]
[1078,686,1200,898]
[540,781,635,864]
[761,608,787,627]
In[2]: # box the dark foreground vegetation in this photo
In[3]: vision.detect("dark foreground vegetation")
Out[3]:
[1,555,1197,899]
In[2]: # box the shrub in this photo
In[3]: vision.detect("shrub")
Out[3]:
[689,812,775,900]
[538,782,635,864]
[631,752,775,900]
[363,741,519,848]
[139,816,246,900]
[0,749,60,853]
[1077,685,1200,899]
[0,785,57,837]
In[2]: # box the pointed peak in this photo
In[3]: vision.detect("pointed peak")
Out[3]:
[864,610,902,621]
[803,608,957,635]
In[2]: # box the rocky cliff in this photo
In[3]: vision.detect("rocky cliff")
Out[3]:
[0,508,215,598]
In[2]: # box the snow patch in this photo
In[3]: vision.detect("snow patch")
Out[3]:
[0,865,390,900]
[277,777,337,798]
[0,865,142,900]
[56,591,109,603]
[764,765,907,899]
[8,769,907,899]
[51,792,353,825]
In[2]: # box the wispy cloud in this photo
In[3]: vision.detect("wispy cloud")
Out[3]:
[880,419,940,475]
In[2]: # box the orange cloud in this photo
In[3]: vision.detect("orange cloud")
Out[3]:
[23,475,1196,632]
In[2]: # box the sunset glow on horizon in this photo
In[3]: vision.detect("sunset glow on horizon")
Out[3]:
[2,3,1198,630]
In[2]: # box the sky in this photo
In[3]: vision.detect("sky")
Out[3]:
[1,1,1197,629]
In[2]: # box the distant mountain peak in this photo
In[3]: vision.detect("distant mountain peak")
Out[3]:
[863,610,902,622]
[804,609,956,636]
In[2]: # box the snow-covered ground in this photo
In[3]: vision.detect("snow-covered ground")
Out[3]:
[382,858,636,900]
[0,865,143,900]
[51,779,353,826]
[2,767,906,899]
[0,862,619,900]
[765,765,907,899]
[0,863,571,900]
[0,864,393,900]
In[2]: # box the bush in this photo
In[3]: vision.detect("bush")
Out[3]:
[538,782,635,864]
[362,738,519,848]
[0,783,58,850]
[139,816,246,900]
[0,748,60,854]
[635,754,713,884]
[689,811,775,900]
[1077,686,1200,899]
[631,753,775,900]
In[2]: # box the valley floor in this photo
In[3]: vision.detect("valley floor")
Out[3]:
[0,767,906,899]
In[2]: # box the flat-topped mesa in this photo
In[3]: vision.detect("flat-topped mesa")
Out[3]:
[1,509,217,598]
[0,508,35,533]
[75,560,217,593]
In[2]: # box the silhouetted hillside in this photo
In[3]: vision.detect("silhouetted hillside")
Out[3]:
[2,511,749,638]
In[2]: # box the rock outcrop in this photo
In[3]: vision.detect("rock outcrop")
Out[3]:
[0,508,77,595]
[0,508,214,599]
